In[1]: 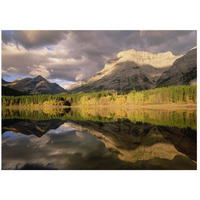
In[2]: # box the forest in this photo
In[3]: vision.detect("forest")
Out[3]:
[2,85,197,107]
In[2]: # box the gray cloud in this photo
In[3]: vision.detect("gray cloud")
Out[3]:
[139,30,197,54]
[2,30,68,49]
[2,73,11,78]
[2,30,197,83]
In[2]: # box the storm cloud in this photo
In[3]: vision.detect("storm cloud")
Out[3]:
[2,30,68,49]
[2,30,197,87]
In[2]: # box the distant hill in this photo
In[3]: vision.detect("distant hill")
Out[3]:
[2,86,27,96]
[2,75,66,95]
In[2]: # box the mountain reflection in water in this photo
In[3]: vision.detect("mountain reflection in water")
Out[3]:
[2,107,197,170]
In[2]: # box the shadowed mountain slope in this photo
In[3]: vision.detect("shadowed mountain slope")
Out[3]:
[3,75,65,95]
[68,47,196,93]
[67,49,182,93]
[157,47,197,87]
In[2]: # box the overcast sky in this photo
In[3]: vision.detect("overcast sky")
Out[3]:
[2,30,197,88]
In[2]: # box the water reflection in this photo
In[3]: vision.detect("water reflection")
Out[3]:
[2,119,65,137]
[2,108,197,170]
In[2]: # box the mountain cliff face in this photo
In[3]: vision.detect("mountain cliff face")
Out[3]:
[67,49,183,93]
[157,47,197,87]
[3,75,65,95]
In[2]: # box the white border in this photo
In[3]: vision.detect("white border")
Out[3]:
[0,1,199,200]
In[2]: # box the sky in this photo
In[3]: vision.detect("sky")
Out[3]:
[2,30,197,88]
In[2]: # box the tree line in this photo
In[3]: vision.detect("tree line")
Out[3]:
[2,85,197,107]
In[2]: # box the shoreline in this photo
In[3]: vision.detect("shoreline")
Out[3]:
[2,103,197,110]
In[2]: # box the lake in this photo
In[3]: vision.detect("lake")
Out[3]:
[2,107,197,170]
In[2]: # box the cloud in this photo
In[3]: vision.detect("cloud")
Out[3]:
[2,30,197,83]
[2,30,68,49]
[7,67,17,72]
[75,73,84,81]
[2,69,8,73]
[139,30,197,55]
[59,81,75,89]
[2,31,14,44]
[48,78,75,89]
[29,65,51,78]
[29,134,51,149]
[76,131,86,139]
[2,72,10,78]
[47,122,76,134]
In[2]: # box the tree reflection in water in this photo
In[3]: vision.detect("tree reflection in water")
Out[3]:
[2,107,197,170]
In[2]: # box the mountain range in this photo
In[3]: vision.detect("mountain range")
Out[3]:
[2,47,197,95]
[67,47,197,93]
[2,75,65,95]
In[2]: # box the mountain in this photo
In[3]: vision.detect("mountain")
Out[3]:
[13,77,22,82]
[67,49,182,93]
[2,78,9,85]
[2,86,27,96]
[3,75,65,95]
[157,47,197,87]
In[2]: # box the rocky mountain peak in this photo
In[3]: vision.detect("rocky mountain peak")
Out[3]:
[3,75,65,94]
[34,75,47,82]
[69,47,196,93]
[114,49,182,69]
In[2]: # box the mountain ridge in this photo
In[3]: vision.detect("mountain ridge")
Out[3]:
[157,47,197,87]
[67,47,196,93]
[2,75,66,95]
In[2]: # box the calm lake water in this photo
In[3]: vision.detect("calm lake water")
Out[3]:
[2,107,197,170]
